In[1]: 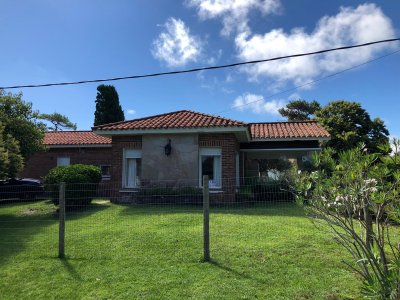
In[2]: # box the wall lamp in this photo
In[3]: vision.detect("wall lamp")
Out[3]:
[164,139,172,156]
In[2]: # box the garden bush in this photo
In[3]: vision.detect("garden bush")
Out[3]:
[244,177,294,202]
[44,164,102,207]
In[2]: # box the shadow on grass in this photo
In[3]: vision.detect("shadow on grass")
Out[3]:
[207,258,267,285]
[60,258,83,281]
[118,202,305,218]
[0,200,110,266]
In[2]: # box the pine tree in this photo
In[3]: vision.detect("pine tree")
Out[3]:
[94,85,125,126]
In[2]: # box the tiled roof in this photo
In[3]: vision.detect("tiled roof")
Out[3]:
[249,121,330,140]
[44,131,111,146]
[93,110,246,131]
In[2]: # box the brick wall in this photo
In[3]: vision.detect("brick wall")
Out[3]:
[110,135,142,189]
[199,133,239,202]
[21,147,113,180]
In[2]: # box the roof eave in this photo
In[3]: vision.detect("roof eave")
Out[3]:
[94,126,249,138]
[46,144,112,148]
[250,137,331,142]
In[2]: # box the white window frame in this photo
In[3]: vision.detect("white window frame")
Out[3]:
[122,149,142,189]
[100,165,111,180]
[57,157,70,166]
[199,147,222,189]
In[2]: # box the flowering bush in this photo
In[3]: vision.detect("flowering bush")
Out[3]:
[294,143,400,299]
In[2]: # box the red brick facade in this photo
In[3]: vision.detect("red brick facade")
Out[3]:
[199,133,239,202]
[22,133,240,202]
[110,135,142,188]
[21,147,113,180]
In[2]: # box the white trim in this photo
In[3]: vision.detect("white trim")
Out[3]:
[240,148,322,152]
[210,190,224,194]
[47,144,112,149]
[122,149,142,189]
[199,148,222,156]
[119,189,139,193]
[250,137,330,142]
[94,126,248,136]
[124,149,142,159]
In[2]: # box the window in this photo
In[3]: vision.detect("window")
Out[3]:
[57,157,70,166]
[199,148,221,188]
[100,165,111,180]
[123,149,142,188]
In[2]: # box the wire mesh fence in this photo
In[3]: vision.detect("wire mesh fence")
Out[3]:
[0,176,297,262]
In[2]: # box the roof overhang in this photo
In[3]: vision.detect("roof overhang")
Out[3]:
[250,137,330,142]
[46,144,112,149]
[94,126,251,142]
[241,148,322,152]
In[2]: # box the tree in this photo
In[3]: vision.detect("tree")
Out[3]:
[0,90,46,159]
[316,101,389,153]
[40,112,77,131]
[278,100,321,121]
[94,85,125,126]
[0,124,24,179]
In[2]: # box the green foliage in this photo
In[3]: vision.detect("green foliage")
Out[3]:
[279,99,390,154]
[242,175,295,202]
[44,164,102,206]
[294,145,400,299]
[40,112,77,131]
[93,85,125,126]
[278,99,321,121]
[0,124,24,179]
[0,90,46,159]
[3,134,24,178]
[316,101,389,154]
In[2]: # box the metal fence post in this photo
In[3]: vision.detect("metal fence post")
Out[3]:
[203,175,210,262]
[58,182,66,259]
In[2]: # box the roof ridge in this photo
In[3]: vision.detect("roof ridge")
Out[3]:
[184,110,246,125]
[92,110,192,129]
[248,120,318,125]
[93,110,247,130]
[45,130,94,133]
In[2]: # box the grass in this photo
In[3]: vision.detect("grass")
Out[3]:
[0,200,363,299]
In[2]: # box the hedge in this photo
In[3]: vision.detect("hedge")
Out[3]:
[44,164,102,206]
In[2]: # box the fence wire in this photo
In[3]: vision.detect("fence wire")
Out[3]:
[0,177,296,261]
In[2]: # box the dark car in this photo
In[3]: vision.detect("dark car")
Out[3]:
[0,178,44,200]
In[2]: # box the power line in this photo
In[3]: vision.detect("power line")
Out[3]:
[219,48,400,114]
[1,38,399,90]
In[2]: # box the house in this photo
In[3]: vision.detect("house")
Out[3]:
[21,110,330,201]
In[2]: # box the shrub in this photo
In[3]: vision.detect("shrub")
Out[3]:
[244,177,294,202]
[44,164,102,206]
[294,145,400,299]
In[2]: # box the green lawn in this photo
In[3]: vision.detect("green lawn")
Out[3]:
[0,200,362,299]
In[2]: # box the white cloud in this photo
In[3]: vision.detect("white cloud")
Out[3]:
[235,4,396,86]
[232,93,286,115]
[186,0,280,36]
[127,109,136,115]
[152,18,202,67]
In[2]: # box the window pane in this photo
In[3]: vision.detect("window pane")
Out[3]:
[202,156,214,180]
[126,158,136,188]
[213,156,221,187]
[136,158,141,187]
[100,165,111,178]
[57,157,70,166]
[201,155,221,188]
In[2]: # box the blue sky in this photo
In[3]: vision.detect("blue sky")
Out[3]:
[1,0,399,139]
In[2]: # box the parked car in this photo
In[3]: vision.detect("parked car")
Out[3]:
[0,178,44,200]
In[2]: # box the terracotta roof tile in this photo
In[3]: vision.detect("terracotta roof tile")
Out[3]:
[93,110,246,131]
[44,131,111,146]
[249,121,330,140]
